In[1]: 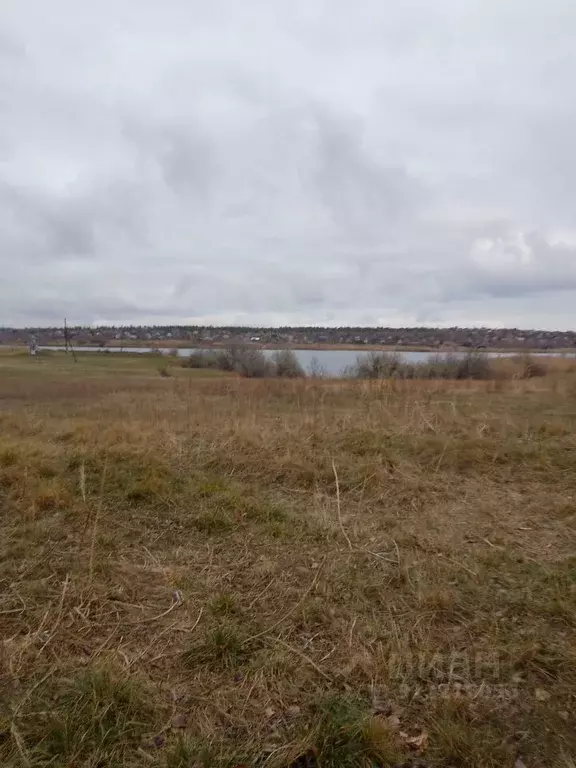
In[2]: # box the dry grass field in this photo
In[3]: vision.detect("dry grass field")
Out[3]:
[0,351,575,767]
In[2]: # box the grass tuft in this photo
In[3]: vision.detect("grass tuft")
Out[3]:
[183,624,254,670]
[311,695,407,767]
[4,665,157,766]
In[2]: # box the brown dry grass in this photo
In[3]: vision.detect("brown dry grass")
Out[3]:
[0,353,575,767]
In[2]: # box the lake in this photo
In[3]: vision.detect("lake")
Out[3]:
[38,346,576,376]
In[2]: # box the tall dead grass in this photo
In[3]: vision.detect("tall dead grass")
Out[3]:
[0,358,575,766]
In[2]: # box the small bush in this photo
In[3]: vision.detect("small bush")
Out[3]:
[518,354,548,378]
[348,351,406,379]
[308,355,327,378]
[181,350,221,369]
[452,351,494,380]
[271,348,306,378]
[182,345,276,378]
[421,351,494,380]
[211,347,239,372]
[347,351,494,381]
[231,346,275,378]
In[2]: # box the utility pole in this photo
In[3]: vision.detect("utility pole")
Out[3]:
[64,318,77,363]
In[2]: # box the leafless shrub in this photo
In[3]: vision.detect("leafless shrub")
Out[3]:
[348,351,494,380]
[517,354,548,378]
[308,355,327,379]
[183,345,275,377]
[181,350,221,369]
[271,349,306,378]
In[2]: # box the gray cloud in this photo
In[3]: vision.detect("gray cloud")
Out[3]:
[2,0,576,329]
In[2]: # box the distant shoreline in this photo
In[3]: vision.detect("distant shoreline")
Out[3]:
[15,340,576,354]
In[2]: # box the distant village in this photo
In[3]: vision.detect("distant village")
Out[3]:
[1,325,576,350]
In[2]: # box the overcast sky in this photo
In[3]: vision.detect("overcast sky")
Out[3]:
[2,0,576,328]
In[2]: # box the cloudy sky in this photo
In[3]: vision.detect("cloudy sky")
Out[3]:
[2,0,576,328]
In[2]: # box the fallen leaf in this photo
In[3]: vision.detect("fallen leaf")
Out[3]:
[515,759,527,768]
[387,714,401,730]
[405,730,429,752]
[371,697,393,716]
[171,713,188,729]
[534,688,550,702]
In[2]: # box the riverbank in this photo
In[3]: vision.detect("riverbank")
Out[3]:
[23,340,452,352]
[27,339,576,354]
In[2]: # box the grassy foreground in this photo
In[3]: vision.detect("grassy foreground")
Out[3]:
[1,352,575,767]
